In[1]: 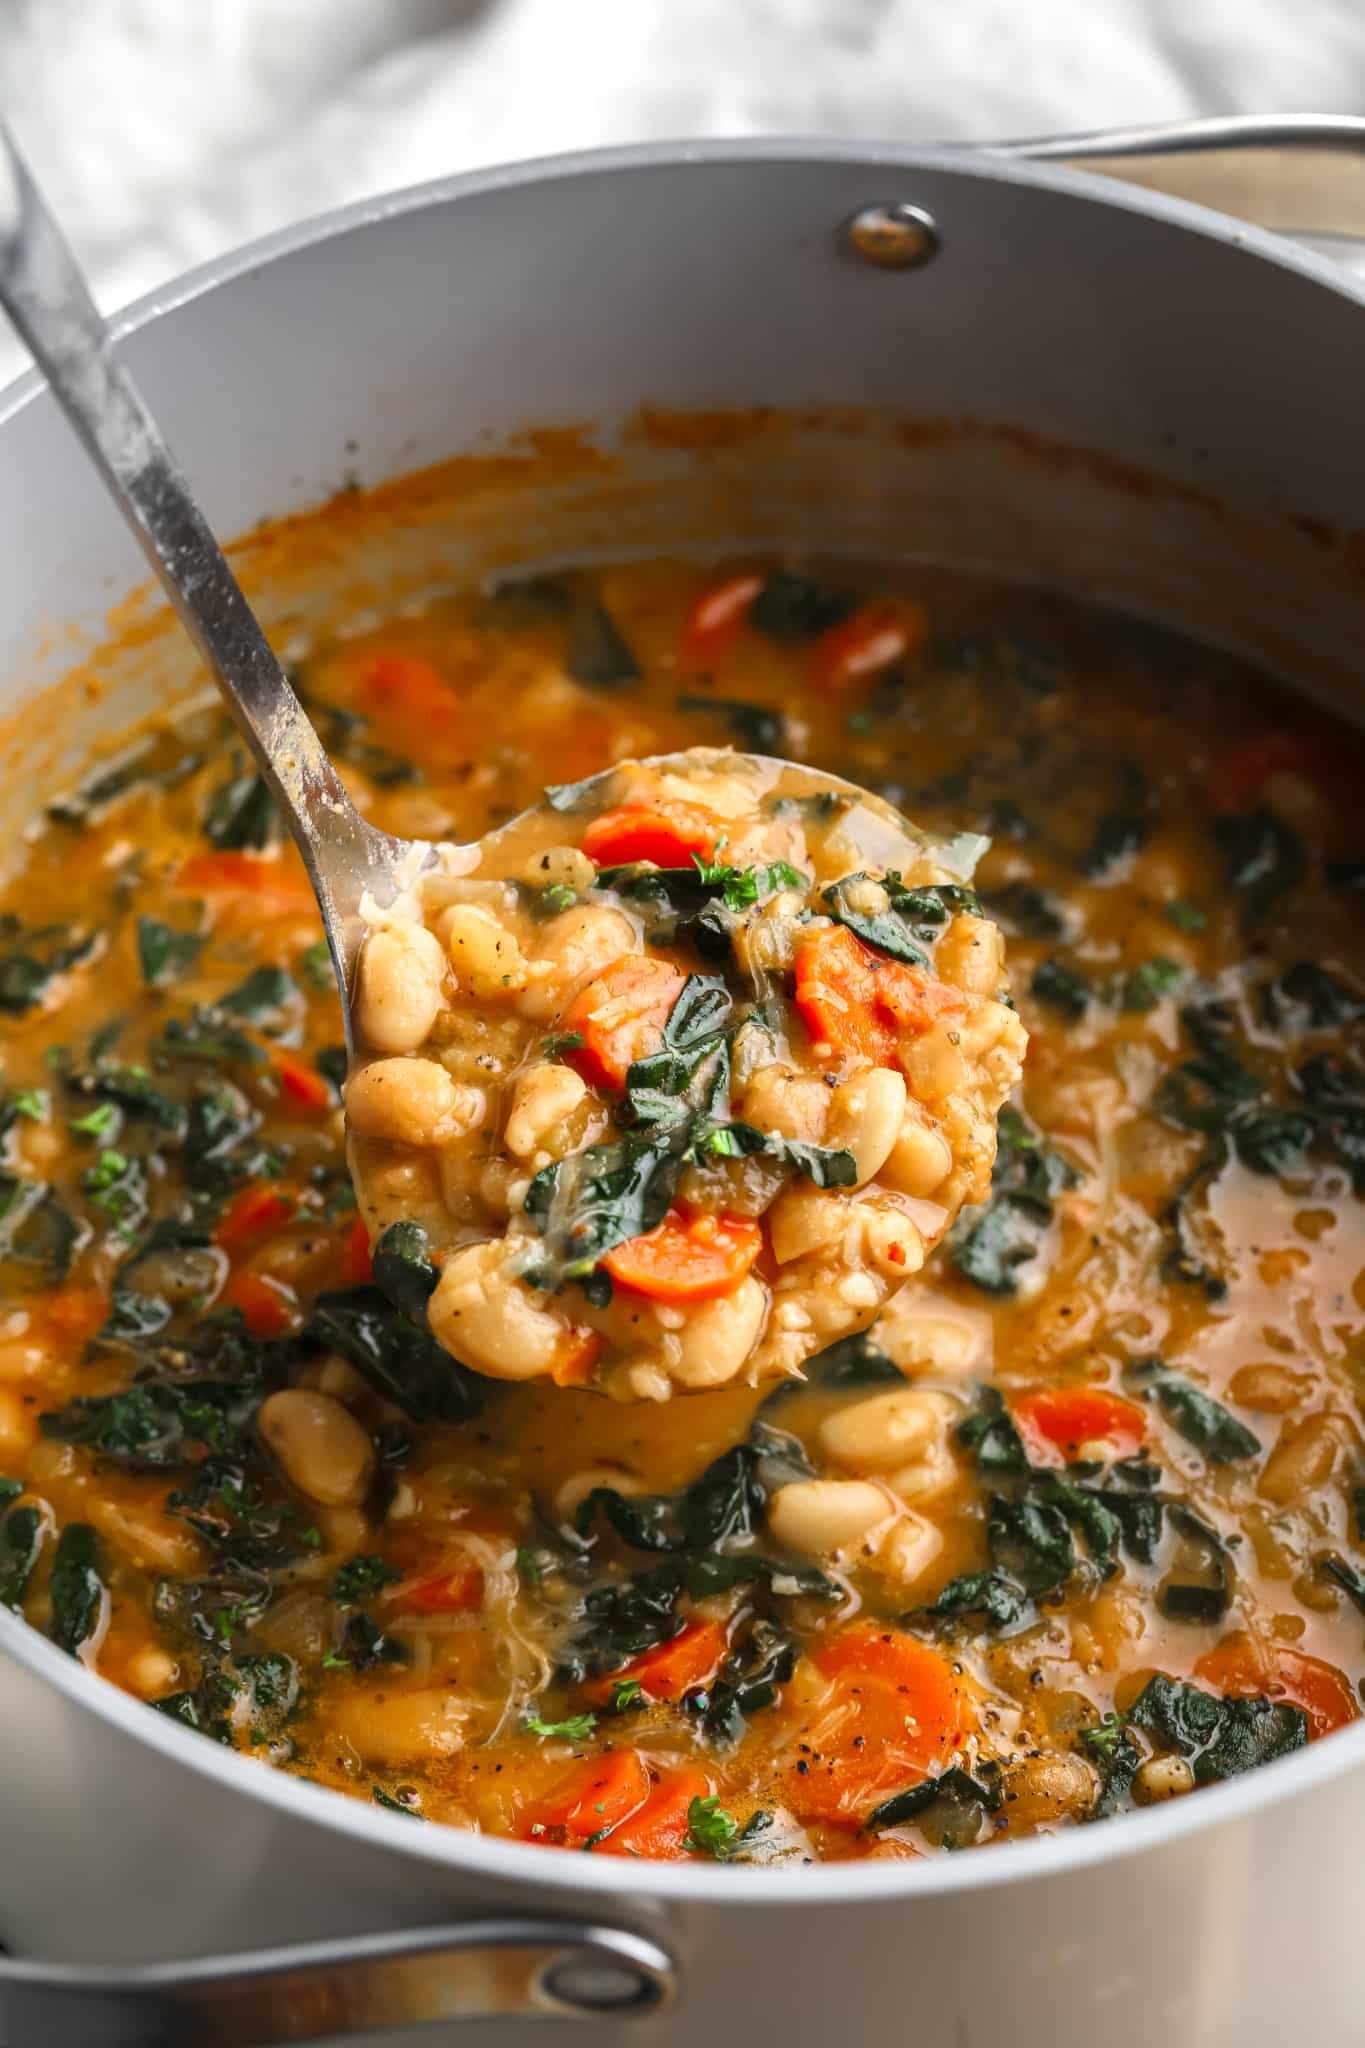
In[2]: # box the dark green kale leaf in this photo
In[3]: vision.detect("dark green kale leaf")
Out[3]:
[65,1057,186,1137]
[951,1106,1079,1298]
[308,1287,482,1424]
[1264,960,1365,1033]
[137,917,205,987]
[566,601,640,687]
[916,1570,1030,1631]
[1082,812,1149,879]
[1157,1504,1232,1624]
[688,1618,796,1743]
[986,1494,1075,1594]
[749,572,854,642]
[1127,1356,1261,1464]
[220,966,299,1023]
[700,1120,857,1188]
[154,1006,266,1068]
[676,694,785,752]
[866,1765,1000,1837]
[332,1554,402,1606]
[821,874,981,969]
[797,1329,904,1389]
[1128,1673,1307,1781]
[1080,1716,1142,1818]
[0,919,98,1016]
[1121,957,1184,1012]
[40,1366,267,1472]
[203,768,277,851]
[94,1218,217,1349]
[0,1177,82,1279]
[956,1386,1029,1474]
[1212,807,1305,923]
[0,1501,43,1608]
[574,1441,765,1554]
[47,1523,105,1656]
[1031,956,1089,1019]
[982,882,1069,941]
[372,1221,439,1321]
[555,1561,688,1683]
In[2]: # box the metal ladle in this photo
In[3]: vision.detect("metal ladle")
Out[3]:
[0,119,410,1046]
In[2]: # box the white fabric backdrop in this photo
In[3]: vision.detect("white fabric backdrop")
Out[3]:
[0,0,1363,388]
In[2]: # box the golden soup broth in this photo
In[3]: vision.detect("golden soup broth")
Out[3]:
[3,555,1365,1861]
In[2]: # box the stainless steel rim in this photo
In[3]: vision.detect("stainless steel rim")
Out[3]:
[2,129,1364,1904]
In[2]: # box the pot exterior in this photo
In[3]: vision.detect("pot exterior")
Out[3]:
[1,145,1364,2046]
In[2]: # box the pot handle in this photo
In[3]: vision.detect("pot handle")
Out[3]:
[0,1915,675,2046]
[992,113,1365,239]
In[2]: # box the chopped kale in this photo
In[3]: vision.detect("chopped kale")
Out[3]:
[1031,956,1089,1019]
[308,1286,483,1424]
[749,572,854,642]
[1318,1552,1365,1613]
[1121,957,1184,1012]
[0,919,98,1016]
[0,1501,43,1609]
[154,1006,265,1068]
[371,1220,439,1321]
[951,1106,1079,1298]
[1082,812,1149,879]
[41,1367,268,1471]
[47,1523,105,1657]
[1157,1504,1231,1624]
[917,1570,1030,1631]
[1212,807,1305,922]
[821,874,981,969]
[1128,1673,1306,1781]
[867,1766,1000,1836]
[566,601,640,687]
[137,917,205,987]
[0,1177,82,1279]
[203,768,277,851]
[1127,1356,1261,1464]
[220,966,298,1023]
[982,882,1069,941]
[1264,960,1365,1033]
[676,693,785,752]
[331,1554,403,1606]
[688,1617,797,1743]
[1163,899,1206,934]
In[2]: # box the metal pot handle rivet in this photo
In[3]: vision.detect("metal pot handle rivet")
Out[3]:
[845,202,940,270]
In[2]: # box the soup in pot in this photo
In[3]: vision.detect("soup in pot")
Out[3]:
[1,552,1363,1862]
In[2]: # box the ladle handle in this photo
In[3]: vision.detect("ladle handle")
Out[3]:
[0,118,379,985]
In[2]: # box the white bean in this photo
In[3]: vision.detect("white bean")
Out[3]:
[767,1186,849,1265]
[667,1277,767,1388]
[330,1687,467,1763]
[258,1390,375,1507]
[344,1058,478,1147]
[876,1511,943,1588]
[356,924,448,1053]
[819,1387,955,1472]
[428,1240,590,1382]
[442,905,527,997]
[826,1068,907,1185]
[741,1065,832,1146]
[882,1113,953,1198]
[767,1479,893,1560]
[933,914,1005,998]
[504,1064,588,1159]
[1132,1755,1195,1804]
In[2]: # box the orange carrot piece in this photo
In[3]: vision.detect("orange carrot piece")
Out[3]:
[1013,1387,1147,1465]
[548,1324,603,1388]
[603,1209,762,1304]
[585,1619,729,1706]
[215,1182,295,1255]
[679,574,763,665]
[355,651,457,730]
[1194,1636,1358,1739]
[581,799,721,870]
[175,851,316,918]
[340,1213,374,1287]
[599,1766,713,1860]
[794,925,964,1068]
[219,1270,299,1339]
[561,955,687,1091]
[783,1626,966,1829]
[520,1748,652,1847]
[814,601,929,690]
[390,1564,484,1616]
[40,1287,111,1348]
[273,1052,334,1116]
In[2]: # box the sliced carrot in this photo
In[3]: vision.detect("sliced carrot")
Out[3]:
[219,1270,300,1339]
[520,1748,651,1848]
[215,1182,295,1255]
[680,574,763,665]
[548,1324,602,1389]
[175,851,316,919]
[603,1209,762,1304]
[794,925,965,1068]
[561,955,687,1091]
[273,1052,334,1117]
[1194,1635,1359,1739]
[783,1625,967,1829]
[581,799,722,870]
[814,601,929,690]
[354,651,458,738]
[390,1563,484,1616]
[340,1213,374,1287]
[584,1619,729,1707]
[599,1766,712,1860]
[1013,1387,1147,1466]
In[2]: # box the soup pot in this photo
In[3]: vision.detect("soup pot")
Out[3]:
[2,115,1365,2048]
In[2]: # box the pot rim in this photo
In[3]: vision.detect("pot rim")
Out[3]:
[3,133,1365,1904]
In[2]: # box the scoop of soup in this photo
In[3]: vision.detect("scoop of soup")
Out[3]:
[345,749,1027,1398]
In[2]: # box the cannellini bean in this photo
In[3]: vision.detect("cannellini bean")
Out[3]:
[429,1240,586,1382]
[819,1387,955,1472]
[741,1065,831,1146]
[667,1277,767,1388]
[258,1390,375,1507]
[126,1647,182,1700]
[518,906,635,1020]
[859,1204,925,1279]
[876,1511,942,1588]
[504,1063,588,1159]
[767,1185,849,1264]
[356,924,448,1053]
[876,1302,982,1378]
[827,1068,907,1185]
[523,845,594,893]
[293,1354,373,1407]
[1000,1752,1097,1828]
[329,1686,467,1763]
[898,1022,967,1103]
[1258,1413,1351,1507]
[441,904,527,997]
[1132,1755,1195,1805]
[882,1111,953,1198]
[344,1058,479,1147]
[1229,1363,1312,1413]
[766,1479,893,1559]
[0,1387,37,1461]
[933,914,1005,998]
